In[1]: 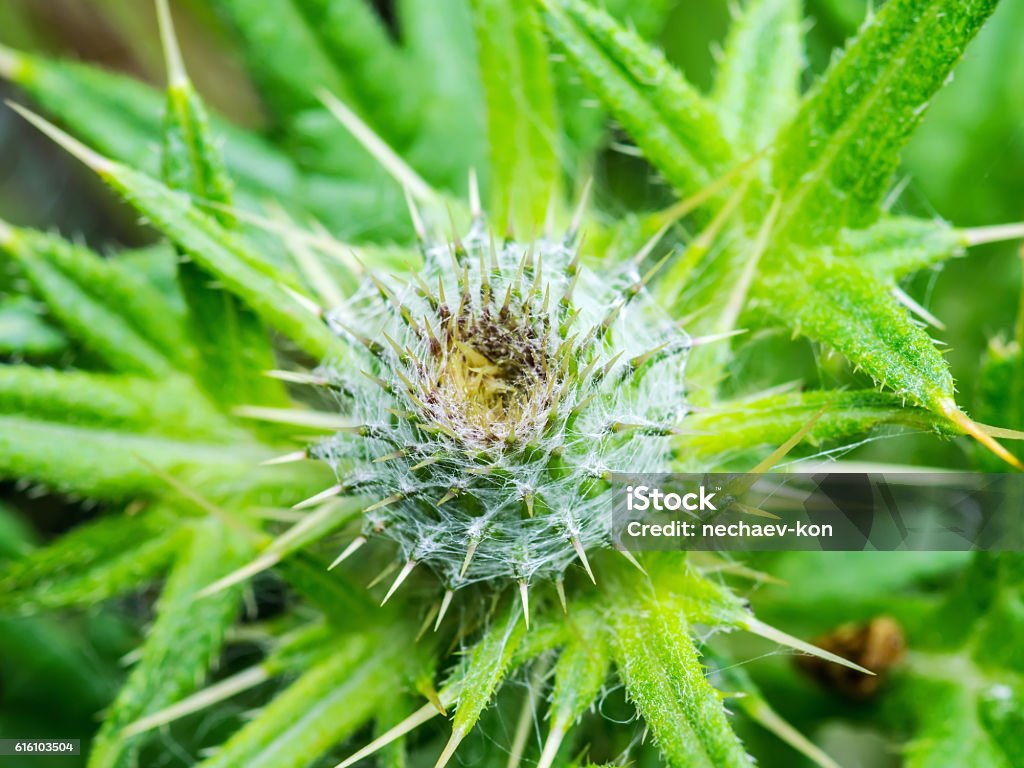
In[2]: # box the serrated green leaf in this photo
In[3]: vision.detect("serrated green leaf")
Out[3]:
[550,0,673,168]
[13,124,341,361]
[0,47,299,200]
[713,0,803,154]
[1,226,192,375]
[470,0,561,230]
[196,634,395,768]
[676,388,950,464]
[756,250,956,411]
[291,0,415,142]
[606,590,754,767]
[538,0,733,195]
[839,216,967,280]
[0,365,243,440]
[0,510,184,615]
[208,0,349,122]
[773,0,1000,241]
[88,519,252,768]
[158,2,286,407]
[110,166,339,360]
[0,295,66,356]
[539,608,610,766]
[0,415,268,499]
[446,602,526,751]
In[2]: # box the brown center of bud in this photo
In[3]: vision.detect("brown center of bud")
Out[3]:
[424,305,553,447]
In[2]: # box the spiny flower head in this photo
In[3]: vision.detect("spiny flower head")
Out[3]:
[311,201,692,593]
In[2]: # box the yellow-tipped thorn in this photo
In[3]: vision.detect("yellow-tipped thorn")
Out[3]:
[292,483,344,510]
[417,602,441,642]
[519,581,530,629]
[979,423,1024,441]
[524,493,535,517]
[367,561,398,589]
[437,487,459,506]
[570,535,596,584]
[319,88,434,202]
[555,579,568,614]
[328,536,367,570]
[198,552,280,598]
[892,286,946,330]
[282,285,324,318]
[263,369,330,386]
[567,177,593,240]
[365,493,404,513]
[155,0,188,87]
[963,222,1024,247]
[941,399,1024,471]
[332,703,439,768]
[234,406,354,431]
[8,102,114,174]
[689,328,748,347]
[434,589,454,632]
[411,455,443,471]
[535,719,569,768]
[744,617,875,676]
[261,450,308,466]
[404,186,427,240]
[459,540,478,579]
[617,547,647,575]
[433,727,467,768]
[381,561,417,605]
[468,168,482,219]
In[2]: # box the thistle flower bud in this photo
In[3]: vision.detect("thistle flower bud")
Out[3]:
[312,214,691,592]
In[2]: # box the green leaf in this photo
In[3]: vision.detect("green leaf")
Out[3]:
[713,0,803,153]
[110,164,340,360]
[537,0,733,195]
[839,216,967,281]
[291,0,415,141]
[975,339,1023,469]
[773,0,1000,242]
[88,519,253,768]
[1,225,192,375]
[208,0,349,122]
[196,634,396,768]
[0,415,267,499]
[398,0,488,189]
[0,365,244,440]
[7,111,340,362]
[676,389,951,464]
[157,0,286,407]
[438,601,526,763]
[470,0,561,230]
[0,46,300,200]
[539,608,610,766]
[756,250,956,412]
[0,295,66,357]
[606,591,754,767]
[889,554,1024,768]
[277,553,380,628]
[0,510,184,615]
[550,0,673,167]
